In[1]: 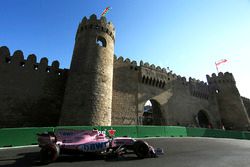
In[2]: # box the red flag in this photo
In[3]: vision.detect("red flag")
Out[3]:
[101,7,111,17]
[215,59,228,73]
[215,59,227,66]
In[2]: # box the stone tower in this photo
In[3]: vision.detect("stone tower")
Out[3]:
[207,72,250,130]
[59,14,115,126]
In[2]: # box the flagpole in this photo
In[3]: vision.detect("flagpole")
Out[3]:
[215,62,219,74]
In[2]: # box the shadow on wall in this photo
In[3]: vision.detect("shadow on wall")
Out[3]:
[0,97,61,128]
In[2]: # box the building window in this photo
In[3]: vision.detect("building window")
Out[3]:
[20,62,25,67]
[215,89,219,94]
[96,36,107,47]
[46,68,50,73]
[34,65,38,70]
[5,57,11,63]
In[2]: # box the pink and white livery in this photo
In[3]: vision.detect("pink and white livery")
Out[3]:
[37,128,164,164]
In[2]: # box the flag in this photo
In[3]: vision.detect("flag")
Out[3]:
[215,59,228,73]
[101,6,111,17]
[215,59,227,66]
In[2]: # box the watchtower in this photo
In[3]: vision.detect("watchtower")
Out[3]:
[59,14,115,126]
[207,72,250,130]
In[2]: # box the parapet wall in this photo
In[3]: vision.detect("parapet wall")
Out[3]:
[0,46,68,127]
[75,14,115,41]
[189,78,209,100]
[206,72,236,85]
[138,59,209,100]
[139,60,177,86]
[0,46,67,75]
[242,96,250,102]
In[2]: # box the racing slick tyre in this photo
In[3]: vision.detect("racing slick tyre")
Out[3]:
[40,144,60,164]
[133,140,150,159]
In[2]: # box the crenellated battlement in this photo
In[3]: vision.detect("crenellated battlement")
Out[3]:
[139,60,168,73]
[188,77,207,86]
[114,55,139,71]
[206,72,236,85]
[140,60,178,81]
[113,55,210,93]
[189,77,209,100]
[138,59,210,99]
[242,96,250,102]
[76,14,115,41]
[114,56,137,65]
[0,46,68,76]
[140,60,174,89]
[140,60,207,85]
[176,75,188,84]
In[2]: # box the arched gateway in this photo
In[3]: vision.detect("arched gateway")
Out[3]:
[197,110,210,128]
[143,99,164,125]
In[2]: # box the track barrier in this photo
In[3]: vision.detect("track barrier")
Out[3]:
[0,127,54,147]
[1,126,250,147]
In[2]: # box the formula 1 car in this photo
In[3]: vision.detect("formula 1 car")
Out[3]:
[37,128,163,164]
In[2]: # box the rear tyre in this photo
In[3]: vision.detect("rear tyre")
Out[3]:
[133,140,150,158]
[40,144,59,164]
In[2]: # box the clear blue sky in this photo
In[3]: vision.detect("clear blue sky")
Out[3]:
[0,0,250,98]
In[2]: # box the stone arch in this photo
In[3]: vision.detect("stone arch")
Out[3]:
[162,82,165,88]
[149,78,152,85]
[159,81,162,88]
[142,75,145,83]
[142,99,164,125]
[196,110,211,128]
[145,77,149,84]
[156,80,159,87]
[152,79,156,86]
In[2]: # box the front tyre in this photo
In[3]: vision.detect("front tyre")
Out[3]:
[40,144,60,164]
[133,140,150,158]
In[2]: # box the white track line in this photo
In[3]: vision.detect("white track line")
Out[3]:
[0,145,38,150]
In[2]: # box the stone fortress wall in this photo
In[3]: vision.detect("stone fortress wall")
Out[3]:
[0,46,67,127]
[1,14,250,130]
[241,96,250,119]
[112,56,222,128]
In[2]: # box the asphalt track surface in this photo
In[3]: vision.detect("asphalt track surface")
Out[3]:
[1,137,250,167]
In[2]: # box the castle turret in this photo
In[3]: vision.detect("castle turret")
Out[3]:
[59,14,115,126]
[207,72,250,130]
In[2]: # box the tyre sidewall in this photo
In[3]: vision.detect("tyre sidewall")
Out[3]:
[40,144,59,164]
[133,140,150,158]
